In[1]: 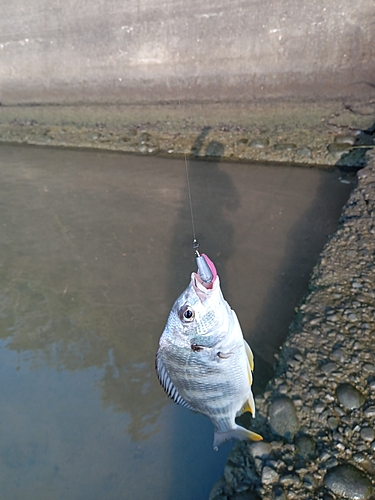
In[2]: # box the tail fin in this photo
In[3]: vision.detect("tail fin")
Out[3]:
[213,424,263,450]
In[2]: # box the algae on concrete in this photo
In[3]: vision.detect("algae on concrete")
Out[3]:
[0,99,374,166]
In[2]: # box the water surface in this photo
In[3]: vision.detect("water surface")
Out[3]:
[0,144,353,499]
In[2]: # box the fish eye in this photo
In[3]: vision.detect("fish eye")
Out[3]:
[178,305,195,323]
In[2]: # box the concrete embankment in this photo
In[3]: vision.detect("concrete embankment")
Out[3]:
[0,0,374,166]
[1,0,374,105]
[210,150,375,500]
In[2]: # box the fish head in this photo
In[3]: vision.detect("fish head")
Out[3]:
[161,256,231,349]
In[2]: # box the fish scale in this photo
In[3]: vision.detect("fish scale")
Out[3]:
[156,255,263,449]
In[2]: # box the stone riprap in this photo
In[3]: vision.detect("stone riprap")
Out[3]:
[210,150,375,499]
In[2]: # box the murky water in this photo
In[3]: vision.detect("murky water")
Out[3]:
[0,144,353,499]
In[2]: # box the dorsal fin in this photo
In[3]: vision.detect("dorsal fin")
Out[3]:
[155,354,194,410]
[244,340,254,388]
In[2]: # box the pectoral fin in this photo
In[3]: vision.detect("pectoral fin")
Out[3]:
[155,354,193,410]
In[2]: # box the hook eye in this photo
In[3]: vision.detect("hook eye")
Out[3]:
[178,305,195,323]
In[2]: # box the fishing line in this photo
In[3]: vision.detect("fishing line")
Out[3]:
[185,152,198,249]
[166,3,198,252]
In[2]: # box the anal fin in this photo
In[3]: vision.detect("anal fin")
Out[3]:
[238,390,256,417]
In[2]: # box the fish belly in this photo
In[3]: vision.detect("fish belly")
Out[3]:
[161,342,250,432]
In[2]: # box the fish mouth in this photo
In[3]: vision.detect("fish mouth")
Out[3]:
[192,253,218,293]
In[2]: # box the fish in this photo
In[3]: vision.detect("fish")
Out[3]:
[156,252,262,449]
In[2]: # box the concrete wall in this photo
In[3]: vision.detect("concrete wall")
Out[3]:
[0,0,374,104]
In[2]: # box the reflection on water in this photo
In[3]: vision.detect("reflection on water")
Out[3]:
[170,127,240,294]
[0,144,353,499]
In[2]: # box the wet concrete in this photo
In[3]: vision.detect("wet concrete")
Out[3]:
[0,144,353,498]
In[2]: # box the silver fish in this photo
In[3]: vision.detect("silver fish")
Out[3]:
[156,253,262,449]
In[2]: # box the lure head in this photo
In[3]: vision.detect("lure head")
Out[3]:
[195,253,217,289]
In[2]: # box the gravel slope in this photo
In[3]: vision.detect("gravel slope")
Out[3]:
[210,150,375,500]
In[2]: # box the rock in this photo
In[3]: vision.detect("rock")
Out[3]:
[321,362,336,374]
[237,137,249,145]
[347,313,358,322]
[273,143,296,151]
[231,490,260,500]
[278,384,288,394]
[325,457,338,469]
[303,473,316,487]
[360,427,374,442]
[364,406,375,417]
[249,441,272,459]
[333,405,345,418]
[327,416,339,430]
[295,435,316,459]
[261,466,279,485]
[310,317,321,326]
[296,147,312,158]
[280,474,300,485]
[209,477,227,500]
[249,138,269,148]
[353,454,375,475]
[224,464,235,486]
[273,491,287,500]
[324,464,373,499]
[268,396,299,438]
[139,132,152,143]
[314,402,325,413]
[205,141,224,157]
[334,135,357,145]
[326,313,339,322]
[320,451,331,462]
[331,349,344,362]
[336,383,365,409]
[249,441,272,473]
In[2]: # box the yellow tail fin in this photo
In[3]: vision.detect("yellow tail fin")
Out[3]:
[213,424,263,450]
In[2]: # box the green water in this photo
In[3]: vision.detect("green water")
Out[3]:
[0,144,353,499]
